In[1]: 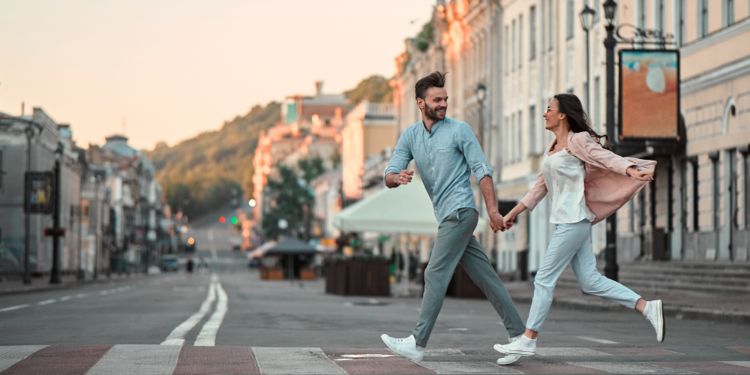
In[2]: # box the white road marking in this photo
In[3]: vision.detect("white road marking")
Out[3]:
[86,344,181,375]
[0,304,29,313]
[161,275,217,346]
[99,291,109,295]
[252,347,347,374]
[424,348,464,356]
[37,299,56,306]
[536,347,611,356]
[341,354,395,358]
[570,362,697,374]
[447,328,469,331]
[418,361,523,374]
[59,296,74,301]
[75,293,87,298]
[194,277,228,346]
[576,336,619,344]
[723,361,750,368]
[0,345,48,372]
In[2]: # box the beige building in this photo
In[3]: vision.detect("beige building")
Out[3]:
[341,101,396,200]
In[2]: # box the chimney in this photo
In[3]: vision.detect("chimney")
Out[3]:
[314,81,323,96]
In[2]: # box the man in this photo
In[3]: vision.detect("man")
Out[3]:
[380,71,526,365]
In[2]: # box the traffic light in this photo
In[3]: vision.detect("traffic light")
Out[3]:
[231,217,238,225]
[219,216,226,224]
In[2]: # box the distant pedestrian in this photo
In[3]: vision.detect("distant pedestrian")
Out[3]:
[493,93,664,363]
[186,256,194,274]
[379,71,525,364]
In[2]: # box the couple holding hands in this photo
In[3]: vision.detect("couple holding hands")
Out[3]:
[380,71,664,366]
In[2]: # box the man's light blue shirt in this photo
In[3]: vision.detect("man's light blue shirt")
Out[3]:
[384,117,493,224]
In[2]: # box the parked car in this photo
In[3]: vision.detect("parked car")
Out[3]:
[161,255,179,272]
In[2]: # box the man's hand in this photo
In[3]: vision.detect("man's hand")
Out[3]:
[489,211,506,233]
[393,170,414,186]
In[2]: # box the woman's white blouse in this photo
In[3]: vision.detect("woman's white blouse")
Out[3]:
[541,148,597,224]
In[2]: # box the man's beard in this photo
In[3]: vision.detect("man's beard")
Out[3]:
[424,103,446,122]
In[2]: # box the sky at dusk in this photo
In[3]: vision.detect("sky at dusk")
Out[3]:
[0,0,436,150]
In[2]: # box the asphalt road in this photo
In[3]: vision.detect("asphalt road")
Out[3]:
[1,249,749,374]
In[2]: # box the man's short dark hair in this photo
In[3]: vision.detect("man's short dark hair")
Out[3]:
[415,71,447,100]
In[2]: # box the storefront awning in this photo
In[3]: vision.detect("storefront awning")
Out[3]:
[333,179,487,235]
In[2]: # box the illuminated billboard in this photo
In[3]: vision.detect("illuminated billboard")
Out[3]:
[619,49,680,140]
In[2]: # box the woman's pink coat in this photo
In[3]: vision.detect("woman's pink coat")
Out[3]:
[520,131,657,225]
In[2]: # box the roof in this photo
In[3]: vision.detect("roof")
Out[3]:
[264,236,318,256]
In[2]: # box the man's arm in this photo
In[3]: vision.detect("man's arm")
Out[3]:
[479,176,506,232]
[383,129,414,188]
[457,124,493,183]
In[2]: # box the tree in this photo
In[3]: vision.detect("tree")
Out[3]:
[345,75,393,105]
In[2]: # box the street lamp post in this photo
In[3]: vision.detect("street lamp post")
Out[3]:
[580,4,596,112]
[603,0,619,281]
[50,143,64,284]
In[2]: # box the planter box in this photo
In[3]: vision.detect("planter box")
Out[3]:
[300,268,316,281]
[325,259,389,296]
[260,268,285,280]
[421,263,487,299]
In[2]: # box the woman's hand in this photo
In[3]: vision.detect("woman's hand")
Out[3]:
[503,212,517,230]
[626,166,654,181]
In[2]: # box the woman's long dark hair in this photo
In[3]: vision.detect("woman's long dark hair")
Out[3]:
[554,93,610,149]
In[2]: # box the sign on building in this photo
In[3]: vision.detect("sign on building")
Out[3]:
[24,172,55,214]
[619,50,680,140]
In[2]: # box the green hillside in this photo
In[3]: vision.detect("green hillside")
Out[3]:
[144,102,280,220]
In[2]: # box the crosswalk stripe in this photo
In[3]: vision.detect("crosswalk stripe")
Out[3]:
[722,361,750,369]
[570,361,698,374]
[4,345,112,375]
[252,347,347,374]
[161,277,216,346]
[418,361,523,374]
[86,344,181,375]
[173,346,259,375]
[0,346,47,373]
[536,347,611,356]
[576,336,619,344]
[194,278,228,346]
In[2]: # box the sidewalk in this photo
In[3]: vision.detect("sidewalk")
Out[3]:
[400,279,750,325]
[0,273,146,296]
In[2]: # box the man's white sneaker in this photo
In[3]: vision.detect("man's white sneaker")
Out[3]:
[496,336,522,365]
[493,335,536,356]
[380,334,424,363]
[643,300,665,343]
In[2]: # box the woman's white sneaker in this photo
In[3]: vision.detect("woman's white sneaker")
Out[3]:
[493,335,536,356]
[496,335,523,365]
[643,300,665,342]
[380,334,424,363]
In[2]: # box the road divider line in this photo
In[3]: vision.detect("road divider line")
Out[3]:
[59,296,73,301]
[576,336,619,344]
[0,304,30,313]
[194,275,228,346]
[161,275,217,346]
[37,299,56,306]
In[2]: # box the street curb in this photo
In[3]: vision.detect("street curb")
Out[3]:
[0,275,148,297]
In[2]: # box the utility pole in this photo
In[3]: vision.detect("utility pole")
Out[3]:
[603,0,619,281]
[23,125,34,285]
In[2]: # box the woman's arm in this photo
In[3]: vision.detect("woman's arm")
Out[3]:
[503,202,527,230]
[519,172,548,212]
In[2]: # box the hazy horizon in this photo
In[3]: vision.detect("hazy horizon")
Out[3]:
[0,0,436,150]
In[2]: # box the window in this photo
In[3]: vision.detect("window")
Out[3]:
[512,20,516,72]
[594,77,601,133]
[691,158,700,231]
[505,26,509,74]
[637,0,646,29]
[678,0,686,46]
[744,152,750,228]
[699,0,709,38]
[711,152,721,230]
[518,110,524,159]
[548,0,554,50]
[519,15,524,68]
[566,0,575,40]
[511,113,517,162]
[504,116,509,164]
[594,0,600,23]
[530,6,537,61]
[82,199,90,227]
[529,105,537,154]
[657,0,665,32]
[0,150,3,189]
[724,0,735,28]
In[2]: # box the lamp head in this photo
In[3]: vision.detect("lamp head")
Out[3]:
[476,83,487,102]
[580,4,596,31]
[603,0,617,25]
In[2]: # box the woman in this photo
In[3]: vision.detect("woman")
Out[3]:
[494,93,664,361]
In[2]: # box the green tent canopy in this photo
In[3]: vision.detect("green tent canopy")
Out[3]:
[333,178,487,235]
